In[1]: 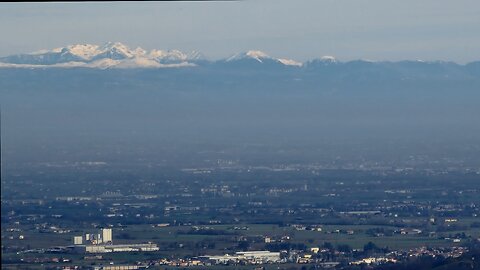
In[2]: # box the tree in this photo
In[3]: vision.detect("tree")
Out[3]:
[323,242,334,250]
[237,240,250,251]
[363,242,378,252]
[337,244,352,253]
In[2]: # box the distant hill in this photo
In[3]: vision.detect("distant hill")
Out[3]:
[0,42,478,78]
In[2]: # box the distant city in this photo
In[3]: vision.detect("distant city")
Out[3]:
[2,154,480,269]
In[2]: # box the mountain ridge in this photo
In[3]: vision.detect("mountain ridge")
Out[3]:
[0,42,478,70]
[0,42,201,68]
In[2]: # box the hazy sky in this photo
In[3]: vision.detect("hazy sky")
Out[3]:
[1,0,479,63]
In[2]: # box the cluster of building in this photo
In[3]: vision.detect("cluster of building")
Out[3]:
[75,251,282,268]
[350,257,397,265]
[73,228,112,245]
[390,246,469,259]
[199,251,282,264]
[346,246,470,267]
[71,228,158,253]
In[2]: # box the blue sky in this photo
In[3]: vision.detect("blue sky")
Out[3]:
[1,0,479,63]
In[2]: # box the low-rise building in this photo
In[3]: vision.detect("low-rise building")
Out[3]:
[201,250,281,264]
[75,243,159,253]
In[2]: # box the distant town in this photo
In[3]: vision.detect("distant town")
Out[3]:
[2,161,480,269]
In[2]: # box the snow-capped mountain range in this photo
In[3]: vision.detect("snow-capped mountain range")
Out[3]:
[226,50,303,66]
[0,42,205,69]
[0,42,313,69]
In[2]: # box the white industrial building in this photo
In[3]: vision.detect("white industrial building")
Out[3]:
[75,243,159,253]
[92,265,148,270]
[73,228,112,245]
[201,250,281,264]
[74,236,84,245]
[72,228,158,253]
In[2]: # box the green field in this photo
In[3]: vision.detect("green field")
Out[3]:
[3,219,480,270]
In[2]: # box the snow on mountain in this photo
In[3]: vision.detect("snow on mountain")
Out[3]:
[111,57,195,69]
[148,49,204,64]
[227,50,266,62]
[226,50,302,66]
[245,50,269,62]
[277,58,302,67]
[62,44,101,61]
[107,57,159,69]
[91,42,138,60]
[320,56,337,63]
[0,58,195,69]
[186,51,204,61]
[304,55,339,68]
[0,43,309,69]
[85,58,122,69]
[150,49,186,63]
[0,42,202,69]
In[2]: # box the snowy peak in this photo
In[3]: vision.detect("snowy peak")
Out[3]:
[304,55,339,68]
[0,43,306,69]
[320,56,337,63]
[187,51,204,61]
[277,58,302,67]
[0,42,201,68]
[149,49,184,60]
[227,50,270,63]
[50,42,140,61]
[227,50,302,66]
[93,42,141,60]
[246,50,269,58]
[148,49,203,63]
[62,44,101,60]
[100,41,130,52]
[245,50,270,62]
